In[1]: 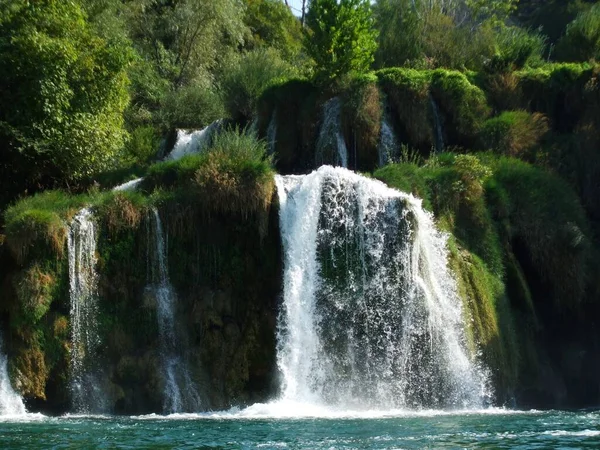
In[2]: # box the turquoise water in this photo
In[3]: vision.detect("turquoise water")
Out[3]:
[1,409,599,449]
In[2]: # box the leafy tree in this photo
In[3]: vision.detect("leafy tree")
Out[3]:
[304,0,378,81]
[127,0,246,88]
[0,0,131,206]
[244,0,303,60]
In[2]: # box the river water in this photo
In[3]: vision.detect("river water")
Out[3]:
[0,408,598,448]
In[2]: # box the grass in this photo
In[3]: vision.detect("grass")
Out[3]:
[480,111,549,160]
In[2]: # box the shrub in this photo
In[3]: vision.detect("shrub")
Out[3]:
[159,80,225,130]
[556,4,600,62]
[145,127,275,221]
[221,47,298,122]
[123,126,161,166]
[480,111,549,159]
[487,26,547,72]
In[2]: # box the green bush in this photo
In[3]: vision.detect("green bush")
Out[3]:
[124,126,161,166]
[304,0,378,82]
[557,4,600,62]
[221,47,298,122]
[480,111,549,159]
[487,26,547,72]
[144,127,274,221]
[159,80,225,130]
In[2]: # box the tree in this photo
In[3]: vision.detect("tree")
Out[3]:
[0,0,131,205]
[244,0,303,60]
[304,0,378,81]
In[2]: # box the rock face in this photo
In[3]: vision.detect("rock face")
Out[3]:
[96,200,282,414]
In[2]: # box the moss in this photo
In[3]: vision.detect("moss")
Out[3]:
[448,241,519,398]
[14,264,56,324]
[430,69,491,147]
[376,68,434,150]
[340,76,382,171]
[513,63,596,132]
[484,156,591,308]
[3,191,94,264]
[257,78,320,174]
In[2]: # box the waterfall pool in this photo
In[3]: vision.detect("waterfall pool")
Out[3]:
[0,408,598,448]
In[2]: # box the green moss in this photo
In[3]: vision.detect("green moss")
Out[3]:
[376,68,433,150]
[483,156,591,308]
[340,76,382,171]
[257,78,320,173]
[430,69,491,146]
[514,63,596,131]
[448,241,519,397]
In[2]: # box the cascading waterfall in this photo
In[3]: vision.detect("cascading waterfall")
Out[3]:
[0,333,26,416]
[378,118,400,167]
[68,208,106,413]
[274,166,489,410]
[430,96,445,153]
[147,208,200,413]
[266,110,278,155]
[316,98,348,168]
[166,119,222,161]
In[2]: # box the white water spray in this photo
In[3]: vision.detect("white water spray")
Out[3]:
[0,333,26,416]
[147,208,200,413]
[274,166,489,411]
[166,120,222,161]
[113,178,143,192]
[316,98,348,168]
[68,208,106,413]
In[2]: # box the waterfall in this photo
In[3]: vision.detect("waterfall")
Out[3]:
[316,98,348,168]
[274,166,489,410]
[147,208,200,413]
[166,119,222,161]
[113,177,143,192]
[266,110,277,155]
[0,333,26,416]
[430,96,445,153]
[378,118,399,167]
[68,208,106,413]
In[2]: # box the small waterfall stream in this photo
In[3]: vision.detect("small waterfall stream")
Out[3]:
[147,208,200,413]
[166,120,222,161]
[378,118,400,167]
[0,333,26,416]
[266,110,278,155]
[316,98,348,168]
[68,208,106,413]
[430,96,445,153]
[274,166,488,410]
